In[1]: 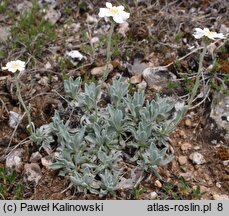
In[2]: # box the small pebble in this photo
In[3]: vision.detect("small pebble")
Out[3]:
[178,156,188,165]
[6,149,24,172]
[23,163,42,185]
[30,152,42,163]
[185,118,192,127]
[193,146,201,150]
[179,130,186,138]
[154,180,162,188]
[179,172,193,181]
[150,192,158,200]
[91,64,113,77]
[213,194,229,200]
[216,182,221,188]
[181,142,192,151]
[189,152,206,165]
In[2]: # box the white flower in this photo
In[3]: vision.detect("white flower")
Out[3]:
[66,50,85,61]
[2,60,26,73]
[99,2,130,24]
[193,28,225,40]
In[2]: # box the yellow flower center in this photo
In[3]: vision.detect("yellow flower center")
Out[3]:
[108,7,119,15]
[12,63,20,69]
[204,29,215,37]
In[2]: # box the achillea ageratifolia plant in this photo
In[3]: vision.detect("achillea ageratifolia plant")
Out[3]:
[98,2,130,81]
[188,28,226,107]
[2,60,35,133]
[32,76,184,196]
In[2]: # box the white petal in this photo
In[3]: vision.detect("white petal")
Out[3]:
[193,28,205,39]
[99,8,111,17]
[216,33,225,39]
[193,33,204,39]
[10,68,17,73]
[16,60,25,65]
[120,11,130,20]
[117,5,124,11]
[2,66,7,70]
[113,15,124,23]
[194,28,204,32]
[106,2,112,8]
[194,28,205,34]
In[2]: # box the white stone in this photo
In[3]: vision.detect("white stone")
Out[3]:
[44,8,61,24]
[178,156,188,165]
[30,152,42,163]
[86,14,98,23]
[189,152,206,165]
[154,180,162,188]
[137,80,147,90]
[23,163,42,185]
[90,37,99,44]
[91,64,113,77]
[9,111,22,129]
[181,142,192,151]
[41,155,53,169]
[150,191,158,200]
[66,50,85,61]
[213,194,229,200]
[6,149,24,172]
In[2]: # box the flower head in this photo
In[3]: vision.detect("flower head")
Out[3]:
[193,28,225,40]
[99,2,130,24]
[2,60,26,73]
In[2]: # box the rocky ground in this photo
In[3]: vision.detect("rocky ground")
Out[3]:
[0,0,229,200]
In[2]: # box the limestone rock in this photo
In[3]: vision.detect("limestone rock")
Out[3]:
[178,156,188,165]
[44,8,61,24]
[126,58,148,76]
[8,111,22,129]
[143,67,177,91]
[30,152,42,163]
[210,93,229,142]
[154,180,162,188]
[213,194,229,200]
[130,74,142,84]
[41,155,53,169]
[91,64,113,77]
[6,149,24,172]
[189,152,206,165]
[181,142,192,151]
[23,163,42,185]
[150,191,158,200]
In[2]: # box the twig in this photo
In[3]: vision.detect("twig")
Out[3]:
[5,112,27,157]
[188,87,211,110]
[5,137,31,159]
[52,89,71,104]
[0,97,9,114]
[163,36,228,69]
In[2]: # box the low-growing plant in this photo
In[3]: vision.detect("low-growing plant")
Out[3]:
[0,167,24,200]
[8,0,56,60]
[158,178,206,200]
[0,0,8,13]
[31,76,184,196]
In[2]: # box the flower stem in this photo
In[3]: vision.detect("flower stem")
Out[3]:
[102,21,115,82]
[188,43,208,107]
[15,75,34,134]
